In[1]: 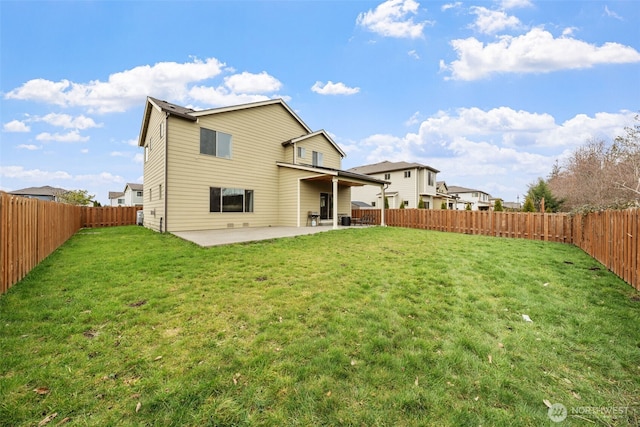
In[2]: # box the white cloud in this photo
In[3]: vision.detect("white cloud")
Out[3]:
[37,113,102,129]
[405,111,422,126]
[17,144,41,150]
[562,27,578,37]
[81,148,89,154]
[441,2,461,11]
[604,5,623,21]
[0,165,72,181]
[311,81,360,95]
[469,6,522,34]
[133,153,144,164]
[4,57,226,113]
[224,71,282,93]
[110,151,127,157]
[188,86,273,107]
[500,0,533,9]
[356,0,429,39]
[442,28,640,80]
[125,138,139,147]
[3,120,30,132]
[408,49,420,59]
[35,130,90,142]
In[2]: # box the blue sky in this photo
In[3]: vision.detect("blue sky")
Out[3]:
[1,0,638,205]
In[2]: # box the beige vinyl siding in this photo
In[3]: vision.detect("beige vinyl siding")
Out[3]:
[166,103,308,232]
[283,144,295,164]
[142,107,166,231]
[337,185,352,215]
[297,134,342,169]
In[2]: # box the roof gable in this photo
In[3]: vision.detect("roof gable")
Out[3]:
[284,130,346,158]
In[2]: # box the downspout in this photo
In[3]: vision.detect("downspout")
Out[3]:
[163,112,169,233]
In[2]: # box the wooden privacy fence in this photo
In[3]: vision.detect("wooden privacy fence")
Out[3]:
[352,208,639,291]
[0,192,141,294]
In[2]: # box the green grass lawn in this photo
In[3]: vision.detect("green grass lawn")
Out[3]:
[1,226,639,426]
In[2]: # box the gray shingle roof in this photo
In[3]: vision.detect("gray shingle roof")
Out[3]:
[9,185,67,197]
[348,160,439,174]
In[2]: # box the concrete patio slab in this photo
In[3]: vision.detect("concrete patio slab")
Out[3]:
[172,226,347,247]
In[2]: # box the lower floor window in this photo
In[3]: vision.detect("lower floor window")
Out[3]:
[210,187,254,213]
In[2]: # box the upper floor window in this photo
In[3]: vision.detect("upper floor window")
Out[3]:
[160,122,164,138]
[428,171,434,186]
[297,147,306,159]
[145,145,149,162]
[384,173,390,180]
[200,128,232,159]
[117,198,124,205]
[472,192,479,197]
[404,171,411,178]
[312,151,323,167]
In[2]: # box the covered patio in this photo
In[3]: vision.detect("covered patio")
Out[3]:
[277,162,388,229]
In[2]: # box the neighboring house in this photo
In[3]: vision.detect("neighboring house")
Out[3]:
[348,161,439,209]
[109,191,125,207]
[108,183,143,206]
[124,183,144,207]
[433,181,459,210]
[8,185,67,202]
[503,201,522,211]
[448,186,492,211]
[137,96,387,232]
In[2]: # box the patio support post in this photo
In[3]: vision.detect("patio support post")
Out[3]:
[332,176,339,229]
[381,184,386,226]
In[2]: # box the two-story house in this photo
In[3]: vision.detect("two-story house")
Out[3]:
[433,181,459,210]
[108,183,143,206]
[448,186,492,210]
[348,161,439,209]
[137,97,387,232]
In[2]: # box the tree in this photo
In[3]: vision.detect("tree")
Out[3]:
[522,196,536,212]
[493,199,504,211]
[547,116,640,211]
[611,115,640,199]
[384,197,389,209]
[465,203,472,211]
[526,178,563,212]
[418,198,425,209]
[58,189,95,206]
[399,199,405,209]
[440,201,447,210]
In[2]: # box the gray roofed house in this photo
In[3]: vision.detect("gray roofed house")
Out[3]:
[448,186,492,211]
[8,185,68,202]
[348,160,440,209]
[108,183,143,207]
